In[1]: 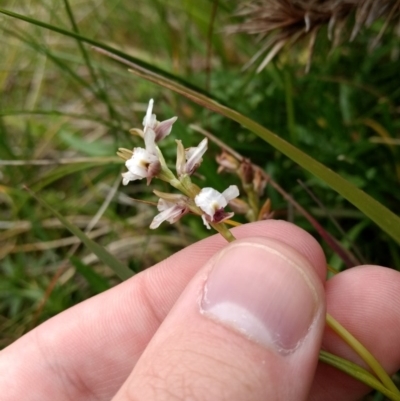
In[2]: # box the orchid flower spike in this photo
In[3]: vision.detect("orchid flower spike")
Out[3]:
[130,99,178,142]
[194,185,240,229]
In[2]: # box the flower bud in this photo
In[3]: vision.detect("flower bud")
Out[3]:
[253,167,268,197]
[175,140,186,177]
[129,128,144,138]
[228,198,250,215]
[239,158,254,185]
[258,198,273,220]
[117,148,133,161]
[216,151,240,174]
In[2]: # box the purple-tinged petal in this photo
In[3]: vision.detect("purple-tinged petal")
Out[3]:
[150,198,188,229]
[184,138,208,175]
[146,160,161,185]
[213,210,234,224]
[154,116,178,142]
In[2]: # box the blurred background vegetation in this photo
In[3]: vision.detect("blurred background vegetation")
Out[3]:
[0,0,399,351]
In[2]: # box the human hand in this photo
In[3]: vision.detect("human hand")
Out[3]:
[1,220,400,401]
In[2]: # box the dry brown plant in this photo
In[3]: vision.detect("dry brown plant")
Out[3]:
[227,0,400,71]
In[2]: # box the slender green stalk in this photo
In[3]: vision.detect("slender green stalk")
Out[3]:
[319,350,400,401]
[283,70,297,145]
[326,313,400,395]
[245,187,259,222]
[25,187,134,281]
[62,0,121,126]
[0,8,213,98]
[211,222,237,242]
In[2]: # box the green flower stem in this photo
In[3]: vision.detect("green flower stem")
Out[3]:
[319,350,400,401]
[326,313,400,395]
[244,184,259,222]
[169,178,187,194]
[211,222,237,242]
[168,176,201,198]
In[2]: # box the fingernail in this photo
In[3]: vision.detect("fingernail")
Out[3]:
[201,242,319,353]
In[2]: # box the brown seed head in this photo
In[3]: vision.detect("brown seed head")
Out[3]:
[228,0,400,71]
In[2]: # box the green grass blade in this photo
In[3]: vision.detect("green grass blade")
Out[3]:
[92,48,400,245]
[326,313,400,396]
[1,26,97,106]
[319,351,400,401]
[25,187,134,281]
[70,256,111,293]
[0,7,211,97]
[61,0,121,125]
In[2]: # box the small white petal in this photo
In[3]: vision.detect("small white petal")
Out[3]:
[143,99,154,131]
[186,138,208,160]
[194,187,227,218]
[201,214,211,229]
[125,148,158,181]
[150,209,171,229]
[122,170,139,185]
[222,185,240,202]
[150,199,188,229]
[144,128,157,155]
[157,198,175,212]
[185,138,208,174]
[150,207,175,229]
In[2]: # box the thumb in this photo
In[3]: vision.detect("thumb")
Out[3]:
[113,237,326,401]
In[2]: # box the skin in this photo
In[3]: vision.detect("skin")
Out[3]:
[0,220,399,401]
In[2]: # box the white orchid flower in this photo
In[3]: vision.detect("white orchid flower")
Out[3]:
[194,185,240,229]
[122,106,166,186]
[176,138,208,177]
[122,147,160,185]
[150,196,189,229]
[131,98,178,142]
